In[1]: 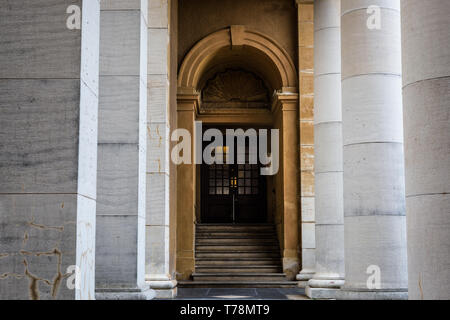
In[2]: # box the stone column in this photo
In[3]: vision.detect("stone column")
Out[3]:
[95,0,154,300]
[306,0,345,300]
[175,92,199,280]
[401,0,450,300]
[145,0,177,298]
[0,0,99,300]
[296,0,317,288]
[339,0,407,299]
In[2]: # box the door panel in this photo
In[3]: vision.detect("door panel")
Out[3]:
[202,164,233,223]
[235,164,266,223]
[201,130,267,223]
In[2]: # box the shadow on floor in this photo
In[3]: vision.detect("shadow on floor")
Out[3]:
[161,288,309,300]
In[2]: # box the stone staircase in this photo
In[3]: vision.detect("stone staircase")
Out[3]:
[179,224,298,288]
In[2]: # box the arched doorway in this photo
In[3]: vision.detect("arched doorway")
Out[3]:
[176,26,300,282]
[200,70,270,224]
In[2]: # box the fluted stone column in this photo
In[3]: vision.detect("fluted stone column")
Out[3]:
[0,0,99,300]
[95,0,155,300]
[306,0,344,299]
[401,0,450,300]
[339,0,408,299]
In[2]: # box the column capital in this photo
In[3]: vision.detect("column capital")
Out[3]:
[296,0,314,8]
[272,92,299,113]
[177,87,200,112]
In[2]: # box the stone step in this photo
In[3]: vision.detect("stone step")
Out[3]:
[196,224,275,233]
[193,273,287,282]
[196,258,282,266]
[196,251,281,259]
[196,266,283,273]
[196,238,278,245]
[191,223,285,288]
[178,281,299,288]
[196,244,279,251]
[196,232,277,238]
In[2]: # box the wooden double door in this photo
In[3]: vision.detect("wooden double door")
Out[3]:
[201,131,267,223]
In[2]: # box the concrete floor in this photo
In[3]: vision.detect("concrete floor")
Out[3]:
[164,288,309,300]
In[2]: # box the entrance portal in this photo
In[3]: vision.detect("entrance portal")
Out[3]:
[201,130,267,223]
[176,26,300,280]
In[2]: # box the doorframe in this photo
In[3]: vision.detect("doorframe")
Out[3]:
[199,125,270,224]
[176,26,300,281]
[176,91,300,280]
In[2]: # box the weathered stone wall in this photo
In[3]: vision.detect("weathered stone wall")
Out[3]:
[168,0,179,291]
[0,0,100,300]
[401,0,450,300]
[178,0,298,69]
[146,0,178,298]
[95,0,149,295]
[296,1,316,286]
[306,0,345,298]
[340,0,407,299]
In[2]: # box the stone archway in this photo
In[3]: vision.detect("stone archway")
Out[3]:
[176,26,300,281]
[178,25,297,93]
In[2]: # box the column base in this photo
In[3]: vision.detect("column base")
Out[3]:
[95,285,156,300]
[306,287,341,300]
[282,257,300,280]
[308,278,345,288]
[337,288,408,300]
[296,270,315,288]
[146,277,178,299]
[153,287,177,299]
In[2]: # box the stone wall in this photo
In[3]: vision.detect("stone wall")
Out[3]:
[95,0,149,296]
[178,0,298,69]
[0,0,100,300]
[296,1,316,286]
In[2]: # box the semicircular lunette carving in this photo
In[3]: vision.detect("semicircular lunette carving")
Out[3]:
[202,70,270,110]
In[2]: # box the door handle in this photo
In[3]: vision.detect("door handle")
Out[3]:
[230,176,238,189]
